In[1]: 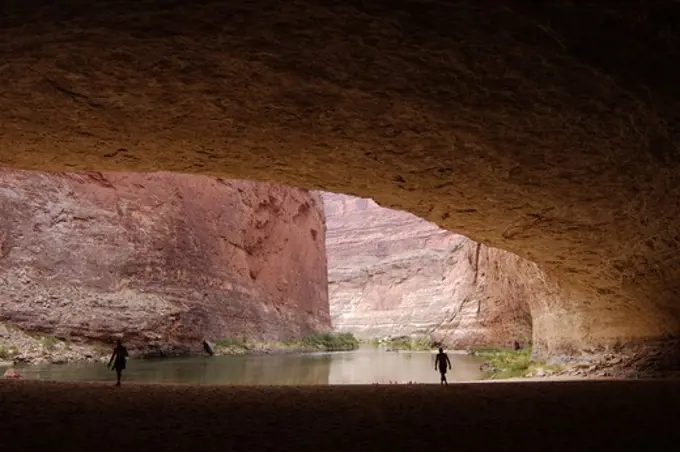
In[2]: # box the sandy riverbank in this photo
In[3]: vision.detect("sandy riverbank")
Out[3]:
[1,380,679,452]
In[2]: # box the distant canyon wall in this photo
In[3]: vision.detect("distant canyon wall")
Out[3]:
[322,192,534,348]
[0,170,330,355]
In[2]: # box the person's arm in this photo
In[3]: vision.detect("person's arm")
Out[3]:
[107,350,116,368]
[434,355,439,370]
[447,355,452,369]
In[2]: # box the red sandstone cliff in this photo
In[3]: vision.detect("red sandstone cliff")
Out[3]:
[431,245,539,349]
[323,192,533,348]
[0,171,330,355]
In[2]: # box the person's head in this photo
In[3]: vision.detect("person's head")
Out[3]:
[438,347,443,353]
[116,339,122,346]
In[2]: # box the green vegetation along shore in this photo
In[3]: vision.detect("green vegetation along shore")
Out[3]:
[213,332,360,355]
[369,336,433,351]
[468,347,562,379]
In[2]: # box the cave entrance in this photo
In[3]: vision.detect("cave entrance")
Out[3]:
[2,2,680,451]
[0,170,531,370]
[1,0,679,377]
[323,191,533,353]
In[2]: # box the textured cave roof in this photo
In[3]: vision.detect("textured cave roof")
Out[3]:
[0,0,679,335]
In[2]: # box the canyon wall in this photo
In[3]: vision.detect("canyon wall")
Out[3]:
[0,170,330,355]
[323,192,533,348]
[324,192,671,359]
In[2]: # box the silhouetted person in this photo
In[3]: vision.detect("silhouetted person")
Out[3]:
[434,347,452,385]
[107,339,129,387]
[513,340,521,351]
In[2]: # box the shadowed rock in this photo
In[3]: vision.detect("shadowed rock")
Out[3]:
[0,171,330,354]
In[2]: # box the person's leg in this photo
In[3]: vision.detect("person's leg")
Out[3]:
[115,369,121,386]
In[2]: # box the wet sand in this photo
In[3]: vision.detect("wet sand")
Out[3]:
[1,380,679,452]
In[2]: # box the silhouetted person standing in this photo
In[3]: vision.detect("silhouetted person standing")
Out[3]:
[434,348,452,385]
[107,339,129,387]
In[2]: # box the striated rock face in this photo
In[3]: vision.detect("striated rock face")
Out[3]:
[431,245,539,349]
[325,191,634,355]
[323,192,531,348]
[323,191,461,338]
[0,170,330,355]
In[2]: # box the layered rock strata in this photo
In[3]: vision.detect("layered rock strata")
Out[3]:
[0,170,330,356]
[323,192,531,348]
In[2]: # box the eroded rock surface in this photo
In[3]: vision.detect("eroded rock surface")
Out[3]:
[324,192,531,348]
[0,1,679,357]
[0,170,330,355]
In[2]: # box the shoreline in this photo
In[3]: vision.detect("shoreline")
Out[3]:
[0,325,361,368]
[4,327,677,381]
[2,343,668,382]
[0,377,627,389]
[467,344,680,380]
[0,343,357,368]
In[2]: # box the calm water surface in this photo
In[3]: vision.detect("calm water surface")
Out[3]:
[14,348,483,385]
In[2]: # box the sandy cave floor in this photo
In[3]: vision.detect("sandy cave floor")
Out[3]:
[2,381,680,452]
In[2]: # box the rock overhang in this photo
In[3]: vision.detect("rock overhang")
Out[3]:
[0,0,679,353]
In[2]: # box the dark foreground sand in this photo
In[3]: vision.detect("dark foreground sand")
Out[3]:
[1,380,679,452]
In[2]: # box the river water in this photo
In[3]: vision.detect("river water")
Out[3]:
[13,348,483,385]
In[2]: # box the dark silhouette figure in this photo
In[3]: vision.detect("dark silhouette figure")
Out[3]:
[513,340,521,351]
[107,339,129,387]
[202,339,215,356]
[434,347,452,385]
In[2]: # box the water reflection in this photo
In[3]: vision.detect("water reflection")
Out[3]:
[15,349,482,385]
[328,349,483,384]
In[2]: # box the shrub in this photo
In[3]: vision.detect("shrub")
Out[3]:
[410,337,432,351]
[376,336,433,351]
[298,332,360,351]
[42,336,60,351]
[214,337,248,350]
[0,346,19,360]
[470,347,561,379]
